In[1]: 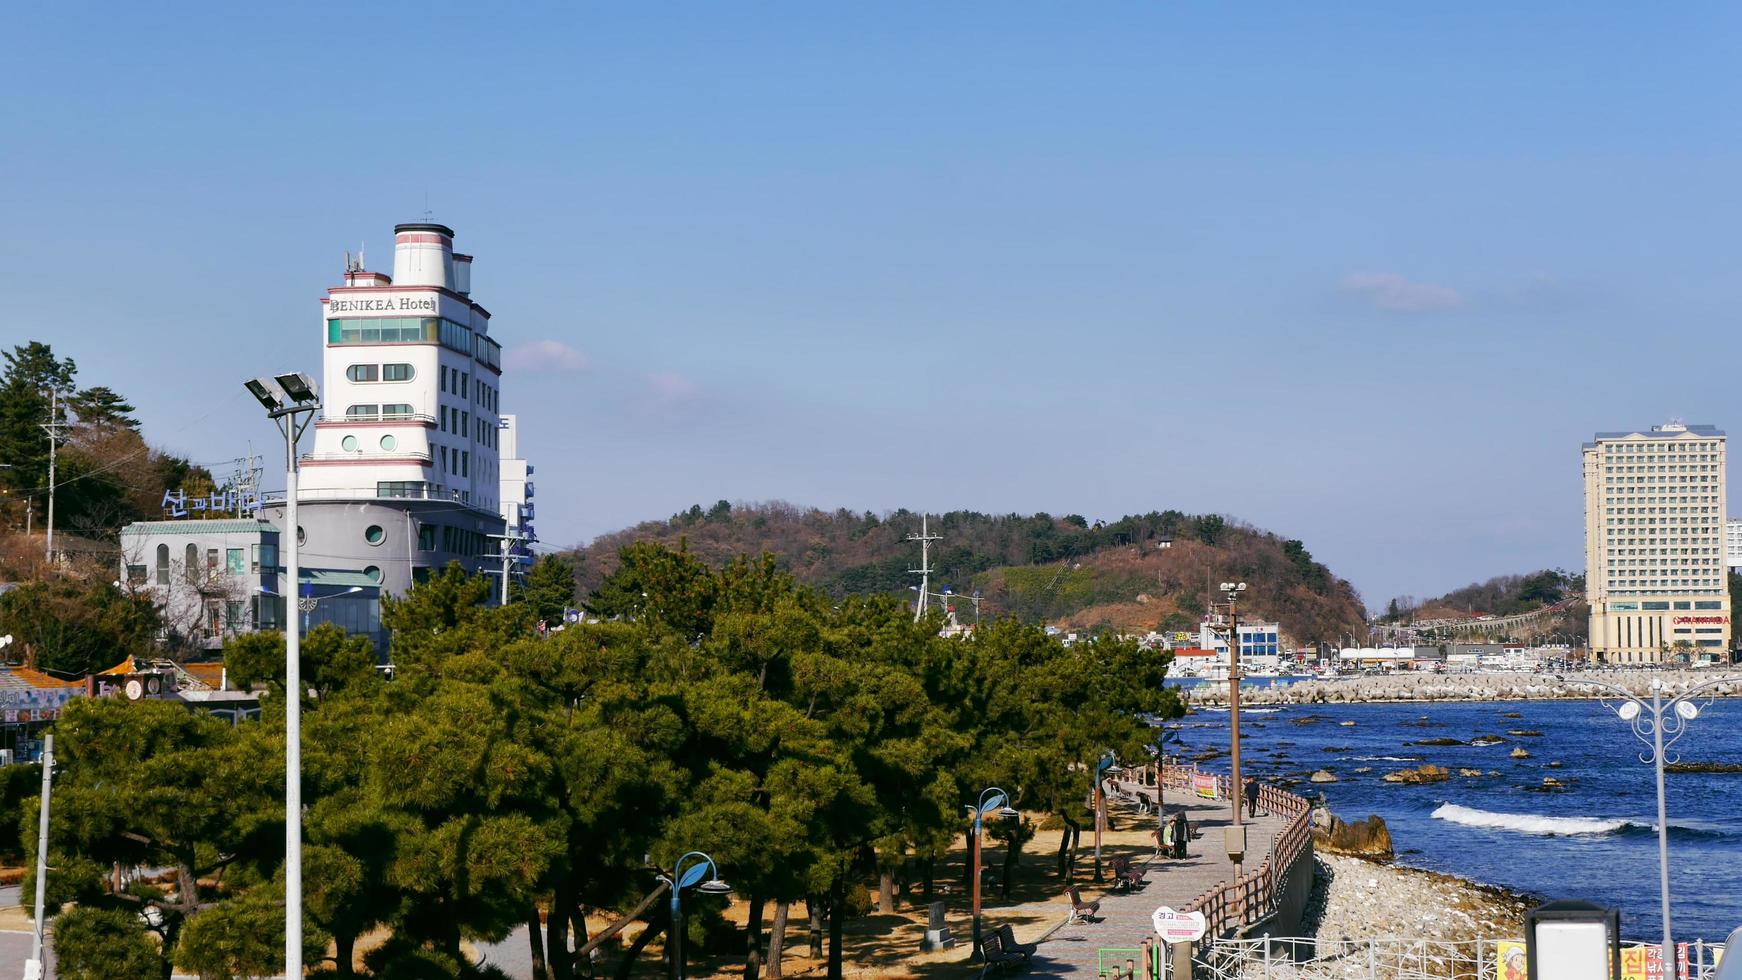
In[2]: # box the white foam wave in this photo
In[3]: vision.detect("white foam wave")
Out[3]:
[1432,803,1625,836]
[1353,756,1420,762]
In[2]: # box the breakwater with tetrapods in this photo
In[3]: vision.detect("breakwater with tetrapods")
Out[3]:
[1184,668,1742,706]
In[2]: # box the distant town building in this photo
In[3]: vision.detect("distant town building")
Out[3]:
[1582,422,1730,663]
[1727,518,1742,573]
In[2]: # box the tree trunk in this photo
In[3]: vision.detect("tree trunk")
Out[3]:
[921,856,935,899]
[1001,838,1022,898]
[826,881,845,980]
[878,869,896,914]
[571,904,593,978]
[334,931,356,978]
[614,918,665,980]
[1058,815,1079,876]
[527,903,550,980]
[767,901,789,979]
[806,895,824,958]
[547,881,573,980]
[742,893,766,980]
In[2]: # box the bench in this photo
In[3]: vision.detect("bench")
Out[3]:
[1107,855,1146,891]
[979,932,1029,974]
[997,924,1037,961]
[1066,885,1102,923]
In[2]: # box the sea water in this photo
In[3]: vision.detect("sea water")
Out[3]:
[1169,698,1742,942]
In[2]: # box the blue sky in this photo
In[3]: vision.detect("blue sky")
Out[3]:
[5,2,1740,608]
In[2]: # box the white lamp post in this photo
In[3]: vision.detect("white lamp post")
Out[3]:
[244,372,319,979]
[1579,673,1742,980]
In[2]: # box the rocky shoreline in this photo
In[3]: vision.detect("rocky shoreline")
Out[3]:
[1300,853,1531,946]
[1188,669,1742,706]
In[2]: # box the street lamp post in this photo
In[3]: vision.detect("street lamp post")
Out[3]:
[1579,673,1742,980]
[966,786,1019,960]
[244,372,319,980]
[653,851,731,980]
[1221,582,1248,827]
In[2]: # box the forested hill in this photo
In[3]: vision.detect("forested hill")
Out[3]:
[1380,570,1584,624]
[564,503,1368,644]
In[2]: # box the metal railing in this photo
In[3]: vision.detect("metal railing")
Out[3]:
[1152,766,1315,958]
[1189,936,1729,980]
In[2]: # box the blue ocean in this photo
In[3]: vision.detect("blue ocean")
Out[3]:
[1168,698,1742,943]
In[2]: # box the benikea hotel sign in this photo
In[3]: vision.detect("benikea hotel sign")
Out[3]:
[326,293,438,315]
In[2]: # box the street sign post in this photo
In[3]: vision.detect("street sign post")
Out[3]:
[1151,906,1207,944]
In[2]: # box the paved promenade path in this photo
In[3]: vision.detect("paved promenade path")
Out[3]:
[1023,795,1287,979]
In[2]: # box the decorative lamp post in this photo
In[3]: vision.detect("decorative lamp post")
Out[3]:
[653,851,730,980]
[1579,673,1742,980]
[243,372,319,980]
[966,786,1019,959]
[1220,582,1247,827]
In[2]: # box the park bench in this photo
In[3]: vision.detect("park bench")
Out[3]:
[1066,885,1102,923]
[996,923,1037,961]
[978,932,1029,974]
[1107,854,1146,892]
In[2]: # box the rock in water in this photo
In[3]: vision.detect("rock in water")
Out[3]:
[1340,720,1357,727]
[1510,748,1531,759]
[1313,812,1394,860]
[1311,770,1339,783]
[1383,764,1450,785]
[1458,768,1484,777]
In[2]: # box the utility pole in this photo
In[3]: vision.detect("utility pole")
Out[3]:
[25,733,53,980]
[908,515,942,622]
[41,389,66,564]
[485,529,527,606]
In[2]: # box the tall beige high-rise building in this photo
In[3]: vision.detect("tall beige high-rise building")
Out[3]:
[1583,422,1729,663]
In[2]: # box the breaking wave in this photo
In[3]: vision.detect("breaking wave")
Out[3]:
[1432,803,1626,836]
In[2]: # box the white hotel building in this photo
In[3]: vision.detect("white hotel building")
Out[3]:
[123,222,536,651]
[1582,422,1729,663]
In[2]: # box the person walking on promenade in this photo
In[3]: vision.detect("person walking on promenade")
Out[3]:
[1171,809,1189,859]
[1245,776,1260,819]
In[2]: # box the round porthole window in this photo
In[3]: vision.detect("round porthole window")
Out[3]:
[341,435,359,453]
[363,565,382,583]
[380,434,397,452]
[365,525,385,545]
[297,526,306,546]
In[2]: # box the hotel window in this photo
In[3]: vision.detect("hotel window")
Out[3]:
[227,548,245,576]
[382,403,414,418]
[185,543,200,582]
[462,451,470,477]
[346,364,380,382]
[156,544,171,584]
[383,363,414,381]
[440,365,447,392]
[346,404,380,418]
[440,406,448,432]
[127,564,147,584]
[418,524,437,551]
[252,543,277,572]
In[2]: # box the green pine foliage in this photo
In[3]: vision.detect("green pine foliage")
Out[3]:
[28,551,1188,978]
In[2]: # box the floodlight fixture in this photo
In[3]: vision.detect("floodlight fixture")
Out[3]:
[274,372,319,405]
[996,805,1020,819]
[245,377,286,412]
[1676,700,1699,721]
[697,879,733,896]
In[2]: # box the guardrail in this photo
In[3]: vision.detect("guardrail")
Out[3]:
[1156,765,1315,958]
